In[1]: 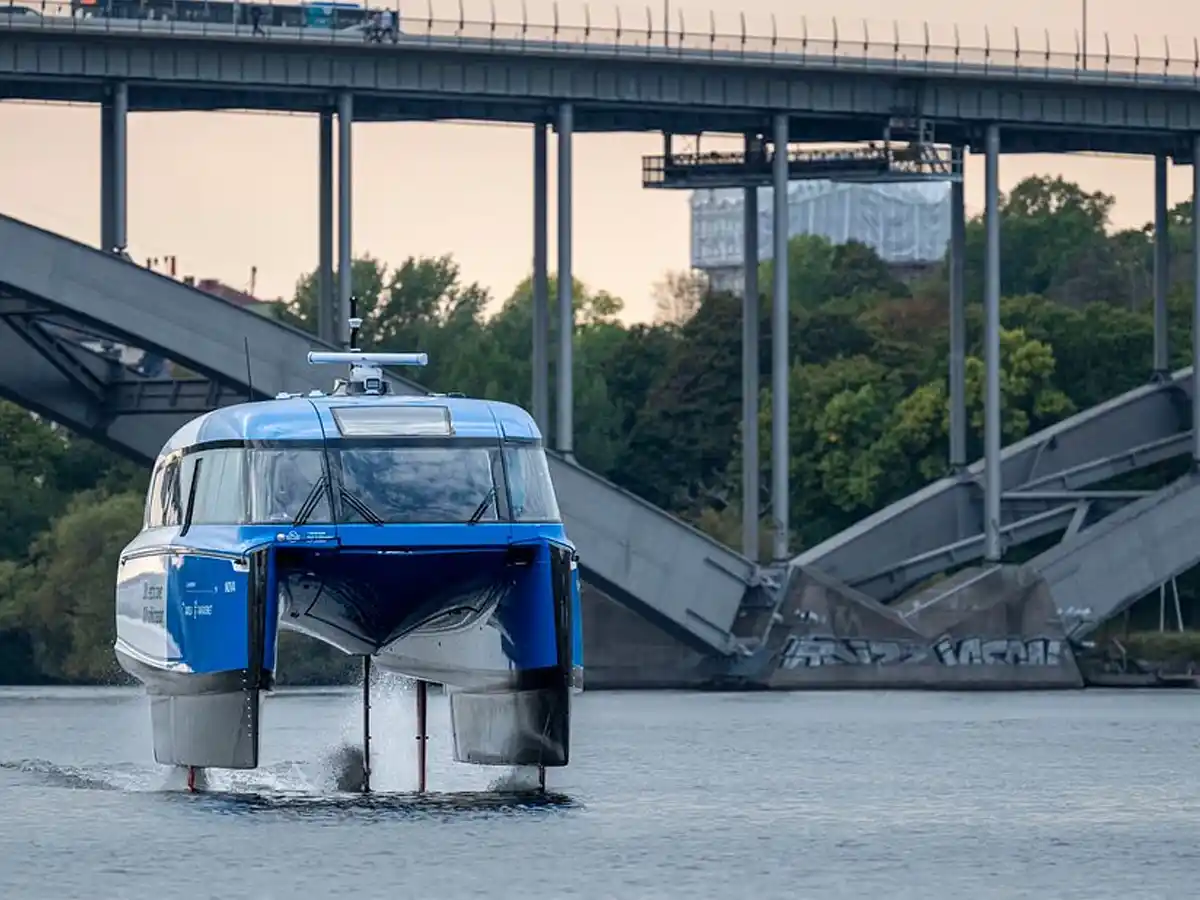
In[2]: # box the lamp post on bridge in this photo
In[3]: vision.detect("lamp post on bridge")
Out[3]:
[1081,0,1088,69]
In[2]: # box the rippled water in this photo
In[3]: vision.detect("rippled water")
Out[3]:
[2,685,1199,898]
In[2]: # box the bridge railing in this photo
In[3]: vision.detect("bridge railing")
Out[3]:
[3,0,1199,86]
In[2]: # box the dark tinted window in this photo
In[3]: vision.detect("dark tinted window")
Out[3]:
[249,449,331,524]
[337,445,503,524]
[504,445,560,522]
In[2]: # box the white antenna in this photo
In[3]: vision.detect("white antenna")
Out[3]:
[307,298,428,395]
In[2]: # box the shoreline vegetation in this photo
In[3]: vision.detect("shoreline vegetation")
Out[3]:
[3,174,1200,687]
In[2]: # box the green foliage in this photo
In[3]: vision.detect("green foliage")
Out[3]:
[2,490,144,683]
[1117,631,1200,666]
[4,171,1200,683]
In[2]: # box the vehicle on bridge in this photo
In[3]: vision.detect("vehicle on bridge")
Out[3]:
[113,313,582,793]
[70,0,370,29]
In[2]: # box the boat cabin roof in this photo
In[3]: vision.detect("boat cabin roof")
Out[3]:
[156,394,542,461]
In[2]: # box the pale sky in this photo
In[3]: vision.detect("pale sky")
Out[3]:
[0,0,1196,322]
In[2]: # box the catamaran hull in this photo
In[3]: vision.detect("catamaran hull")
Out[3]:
[115,540,581,771]
[114,547,275,770]
[114,653,270,769]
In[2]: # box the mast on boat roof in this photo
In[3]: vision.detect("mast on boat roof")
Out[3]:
[306,295,428,395]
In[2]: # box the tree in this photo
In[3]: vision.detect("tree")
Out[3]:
[729,327,1075,551]
[3,491,144,683]
[619,289,744,512]
[652,270,707,325]
[759,235,910,313]
[0,403,143,561]
[963,175,1116,304]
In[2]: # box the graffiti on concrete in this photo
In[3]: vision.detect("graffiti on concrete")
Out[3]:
[779,637,929,669]
[779,635,1064,670]
[932,636,1063,666]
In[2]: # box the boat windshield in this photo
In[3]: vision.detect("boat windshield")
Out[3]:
[242,442,561,526]
[336,443,506,525]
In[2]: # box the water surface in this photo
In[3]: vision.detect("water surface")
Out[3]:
[2,685,1198,898]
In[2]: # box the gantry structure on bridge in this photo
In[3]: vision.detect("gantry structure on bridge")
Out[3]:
[2,3,1200,685]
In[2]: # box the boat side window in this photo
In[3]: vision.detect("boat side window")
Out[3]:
[143,462,163,527]
[188,448,249,525]
[503,443,561,522]
[248,448,331,525]
[144,456,183,528]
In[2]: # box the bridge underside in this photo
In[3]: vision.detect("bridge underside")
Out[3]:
[1,79,1195,159]
[0,212,761,668]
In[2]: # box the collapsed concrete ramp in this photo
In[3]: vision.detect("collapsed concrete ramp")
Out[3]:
[895,566,1068,642]
[765,564,1082,689]
[1030,473,1200,639]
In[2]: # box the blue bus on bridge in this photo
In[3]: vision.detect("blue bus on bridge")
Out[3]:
[71,0,369,29]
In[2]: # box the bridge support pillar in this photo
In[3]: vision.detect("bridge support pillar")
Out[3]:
[1153,153,1170,378]
[770,112,789,561]
[742,132,760,562]
[556,102,574,457]
[1192,136,1200,468]
[949,146,969,539]
[983,124,1002,562]
[337,91,353,349]
[99,81,128,255]
[318,110,335,346]
[948,146,967,472]
[532,121,550,436]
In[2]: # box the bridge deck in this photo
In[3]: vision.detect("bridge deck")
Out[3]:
[1031,474,1200,638]
[4,8,1200,155]
[0,212,754,656]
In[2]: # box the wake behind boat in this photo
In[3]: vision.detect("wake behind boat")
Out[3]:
[113,312,583,793]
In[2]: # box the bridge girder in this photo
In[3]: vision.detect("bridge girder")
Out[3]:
[0,313,245,460]
[793,371,1195,604]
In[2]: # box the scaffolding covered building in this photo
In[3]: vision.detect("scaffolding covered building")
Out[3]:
[690,181,953,291]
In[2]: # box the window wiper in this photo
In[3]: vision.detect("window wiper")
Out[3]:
[291,476,329,527]
[339,487,385,525]
[467,486,497,525]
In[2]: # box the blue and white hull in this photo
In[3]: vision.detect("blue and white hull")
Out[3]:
[115,546,276,770]
[115,534,582,771]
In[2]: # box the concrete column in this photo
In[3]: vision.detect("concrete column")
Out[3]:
[771,113,790,561]
[100,98,113,252]
[556,103,574,457]
[337,91,353,348]
[1192,137,1200,467]
[983,124,1003,562]
[318,111,335,345]
[948,146,967,472]
[741,135,760,563]
[110,81,128,253]
[1153,153,1170,376]
[532,122,550,437]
